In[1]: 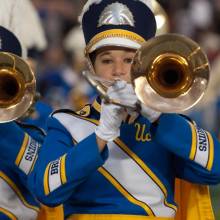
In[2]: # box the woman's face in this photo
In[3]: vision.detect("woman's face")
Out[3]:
[93,47,136,83]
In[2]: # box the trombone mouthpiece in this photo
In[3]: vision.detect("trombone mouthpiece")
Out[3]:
[82,70,115,87]
[82,70,109,100]
[82,70,138,110]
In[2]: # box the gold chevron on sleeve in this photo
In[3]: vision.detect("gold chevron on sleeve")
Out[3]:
[15,133,29,166]
[60,154,67,184]
[206,132,214,171]
[189,123,197,160]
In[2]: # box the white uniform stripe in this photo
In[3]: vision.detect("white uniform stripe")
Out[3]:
[54,113,175,217]
[54,113,95,141]
[48,159,62,193]
[194,127,209,168]
[0,175,38,220]
[18,137,40,175]
[103,141,175,216]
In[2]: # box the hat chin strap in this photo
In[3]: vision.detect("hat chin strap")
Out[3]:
[86,54,96,75]
[84,54,113,93]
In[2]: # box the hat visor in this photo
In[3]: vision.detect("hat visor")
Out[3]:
[88,37,142,53]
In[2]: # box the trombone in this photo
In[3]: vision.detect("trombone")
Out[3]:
[83,33,210,113]
[0,52,36,122]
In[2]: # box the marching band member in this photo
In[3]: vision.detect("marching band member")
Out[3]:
[0,26,63,219]
[6,0,220,219]
[0,1,61,219]
[27,0,220,219]
[0,26,42,220]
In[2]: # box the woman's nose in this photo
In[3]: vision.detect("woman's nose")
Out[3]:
[113,61,126,77]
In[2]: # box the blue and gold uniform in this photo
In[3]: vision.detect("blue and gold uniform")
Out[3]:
[0,121,44,220]
[2,0,216,219]
[0,26,43,220]
[0,22,58,220]
[28,97,220,219]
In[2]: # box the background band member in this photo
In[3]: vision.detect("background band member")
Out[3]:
[0,26,63,220]
[0,26,41,220]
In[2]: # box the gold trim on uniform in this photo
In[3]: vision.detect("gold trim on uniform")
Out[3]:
[15,135,40,175]
[71,113,100,125]
[76,105,91,117]
[85,29,145,53]
[60,154,67,184]
[70,106,176,212]
[98,167,155,216]
[70,118,157,215]
[61,108,99,125]
[206,131,214,171]
[44,163,50,195]
[114,138,177,212]
[67,214,174,220]
[60,111,178,217]
[188,122,213,170]
[0,207,17,220]
[92,99,101,113]
[189,123,197,160]
[43,156,67,196]
[15,133,29,166]
[38,204,64,220]
[0,171,39,212]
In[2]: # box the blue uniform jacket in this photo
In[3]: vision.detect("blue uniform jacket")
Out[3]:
[26,97,220,218]
[0,121,45,220]
[0,98,218,219]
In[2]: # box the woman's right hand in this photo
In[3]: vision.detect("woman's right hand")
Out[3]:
[95,80,133,143]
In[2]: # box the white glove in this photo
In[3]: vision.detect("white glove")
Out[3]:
[95,80,161,142]
[115,82,161,123]
[107,81,161,123]
[95,80,136,141]
[140,103,161,123]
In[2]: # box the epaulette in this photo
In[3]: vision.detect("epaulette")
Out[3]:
[15,121,46,136]
[52,104,91,118]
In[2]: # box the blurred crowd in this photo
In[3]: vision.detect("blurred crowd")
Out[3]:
[30,0,95,111]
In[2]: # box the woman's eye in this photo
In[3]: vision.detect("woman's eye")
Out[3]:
[124,58,133,63]
[101,59,112,64]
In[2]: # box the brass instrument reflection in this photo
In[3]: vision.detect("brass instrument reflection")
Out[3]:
[0,52,36,122]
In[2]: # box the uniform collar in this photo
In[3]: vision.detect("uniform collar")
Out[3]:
[91,96,101,114]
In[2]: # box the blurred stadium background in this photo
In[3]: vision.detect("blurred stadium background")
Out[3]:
[27,0,220,217]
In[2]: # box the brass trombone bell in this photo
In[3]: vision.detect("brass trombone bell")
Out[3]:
[131,33,210,113]
[0,52,36,122]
